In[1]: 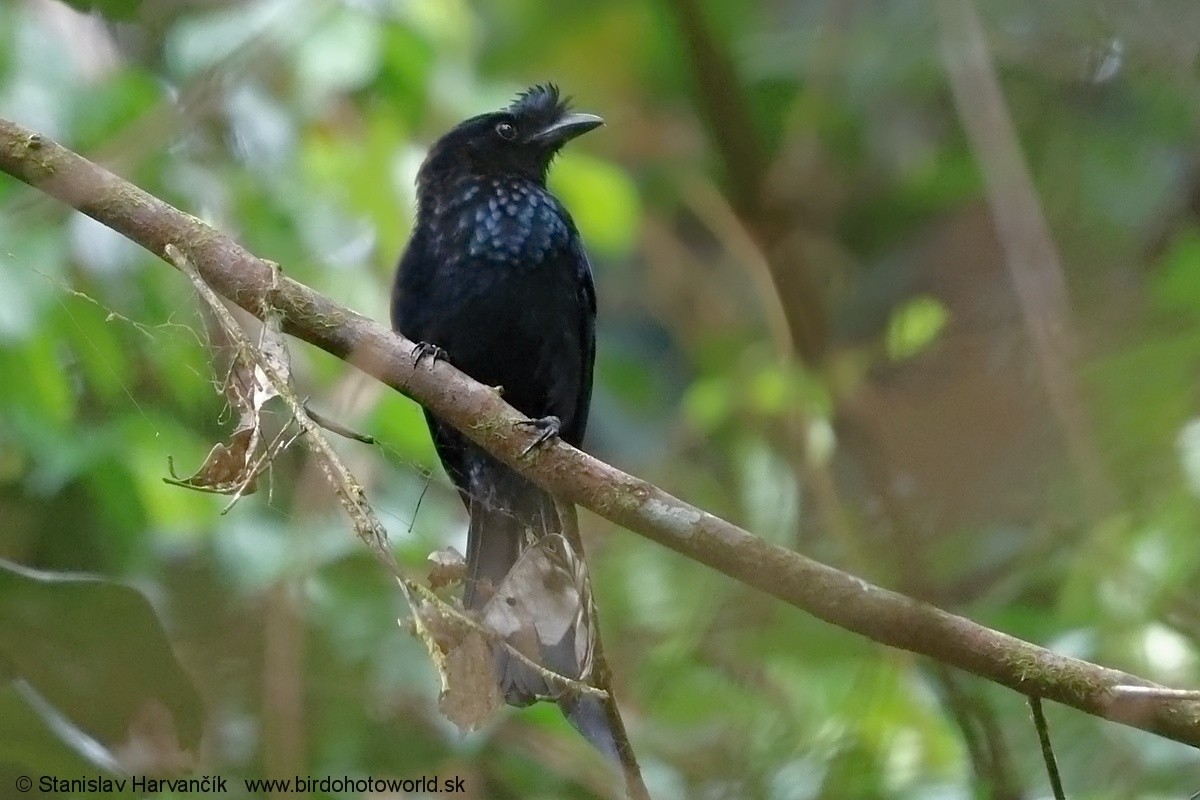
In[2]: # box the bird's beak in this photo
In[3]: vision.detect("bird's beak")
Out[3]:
[527,112,604,146]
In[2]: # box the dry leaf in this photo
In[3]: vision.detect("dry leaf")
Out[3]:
[165,277,295,500]
[165,427,259,494]
[427,547,466,591]
[437,631,503,733]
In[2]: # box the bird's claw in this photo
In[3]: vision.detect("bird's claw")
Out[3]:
[516,415,561,456]
[413,341,447,368]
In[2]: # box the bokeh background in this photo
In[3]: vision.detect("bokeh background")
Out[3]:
[2,0,1200,797]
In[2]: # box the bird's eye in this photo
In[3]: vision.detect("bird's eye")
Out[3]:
[495,122,517,141]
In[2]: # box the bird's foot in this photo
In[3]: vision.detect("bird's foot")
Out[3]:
[516,415,561,456]
[412,341,447,368]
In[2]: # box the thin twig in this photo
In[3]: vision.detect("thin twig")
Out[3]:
[304,403,376,444]
[1028,697,1067,800]
[557,503,650,799]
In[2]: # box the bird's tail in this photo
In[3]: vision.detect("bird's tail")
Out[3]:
[465,458,623,762]
[462,458,559,611]
[561,693,621,762]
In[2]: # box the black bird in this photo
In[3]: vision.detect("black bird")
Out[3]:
[391,85,615,757]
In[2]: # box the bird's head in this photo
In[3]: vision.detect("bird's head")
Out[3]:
[418,84,603,188]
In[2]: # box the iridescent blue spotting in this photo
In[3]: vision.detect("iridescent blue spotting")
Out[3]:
[419,174,576,268]
[465,181,570,264]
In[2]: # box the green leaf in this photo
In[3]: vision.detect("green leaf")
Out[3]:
[57,0,143,22]
[0,560,202,752]
[1153,228,1200,316]
[886,295,949,361]
[293,8,383,103]
[682,375,733,433]
[71,69,162,152]
[550,153,640,257]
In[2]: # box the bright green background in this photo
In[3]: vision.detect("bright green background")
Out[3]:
[2,0,1200,797]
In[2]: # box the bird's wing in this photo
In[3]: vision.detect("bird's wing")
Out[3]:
[568,233,597,446]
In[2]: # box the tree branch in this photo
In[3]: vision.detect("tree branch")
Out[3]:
[936,0,1112,516]
[661,0,829,363]
[2,116,1199,748]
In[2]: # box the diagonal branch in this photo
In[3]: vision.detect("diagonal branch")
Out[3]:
[2,116,1200,748]
[661,0,829,363]
[935,0,1112,516]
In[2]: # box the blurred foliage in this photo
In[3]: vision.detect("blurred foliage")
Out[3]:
[1,0,1200,797]
[0,558,201,792]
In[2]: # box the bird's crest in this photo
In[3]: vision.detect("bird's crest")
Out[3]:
[508,83,570,124]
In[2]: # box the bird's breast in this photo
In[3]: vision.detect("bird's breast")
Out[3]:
[437,179,572,268]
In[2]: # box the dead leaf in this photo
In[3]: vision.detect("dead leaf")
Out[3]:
[427,547,466,591]
[416,597,469,655]
[251,309,289,410]
[165,427,259,494]
[164,265,296,501]
[437,631,503,733]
